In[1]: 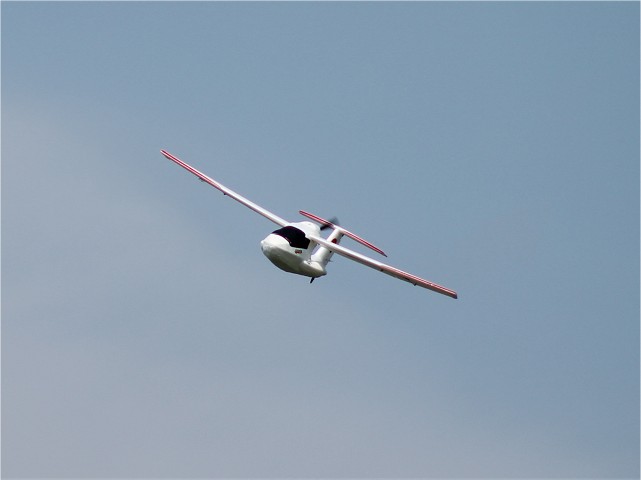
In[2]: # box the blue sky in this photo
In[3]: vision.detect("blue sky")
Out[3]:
[3,2,639,478]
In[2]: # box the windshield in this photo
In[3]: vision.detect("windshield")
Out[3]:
[272,226,311,249]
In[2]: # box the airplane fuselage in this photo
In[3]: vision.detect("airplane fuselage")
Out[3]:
[260,221,327,278]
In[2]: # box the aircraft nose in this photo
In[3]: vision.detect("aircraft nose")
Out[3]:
[261,234,288,255]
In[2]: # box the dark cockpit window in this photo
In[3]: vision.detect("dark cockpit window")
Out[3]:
[272,226,311,249]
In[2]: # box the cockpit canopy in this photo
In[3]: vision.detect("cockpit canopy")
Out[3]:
[272,226,311,249]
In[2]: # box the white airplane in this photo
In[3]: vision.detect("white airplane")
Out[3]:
[161,150,458,299]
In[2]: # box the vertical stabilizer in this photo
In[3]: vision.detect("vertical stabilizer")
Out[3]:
[311,228,344,266]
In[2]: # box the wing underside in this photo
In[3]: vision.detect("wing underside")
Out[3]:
[309,234,458,299]
[160,150,289,227]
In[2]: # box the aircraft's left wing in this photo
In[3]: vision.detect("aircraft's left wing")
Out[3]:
[161,150,289,227]
[308,234,458,299]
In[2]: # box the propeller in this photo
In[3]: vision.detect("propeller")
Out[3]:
[320,216,339,231]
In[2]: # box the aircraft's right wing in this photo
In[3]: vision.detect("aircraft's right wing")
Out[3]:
[308,234,458,299]
[161,150,289,227]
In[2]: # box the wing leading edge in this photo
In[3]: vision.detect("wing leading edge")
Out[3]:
[308,234,458,299]
[160,150,289,227]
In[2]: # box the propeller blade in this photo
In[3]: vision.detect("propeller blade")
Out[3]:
[320,217,340,231]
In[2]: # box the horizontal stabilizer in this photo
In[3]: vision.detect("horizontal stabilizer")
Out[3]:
[299,210,387,257]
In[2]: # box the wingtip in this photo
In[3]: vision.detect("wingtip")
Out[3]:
[441,288,458,299]
[160,150,180,163]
